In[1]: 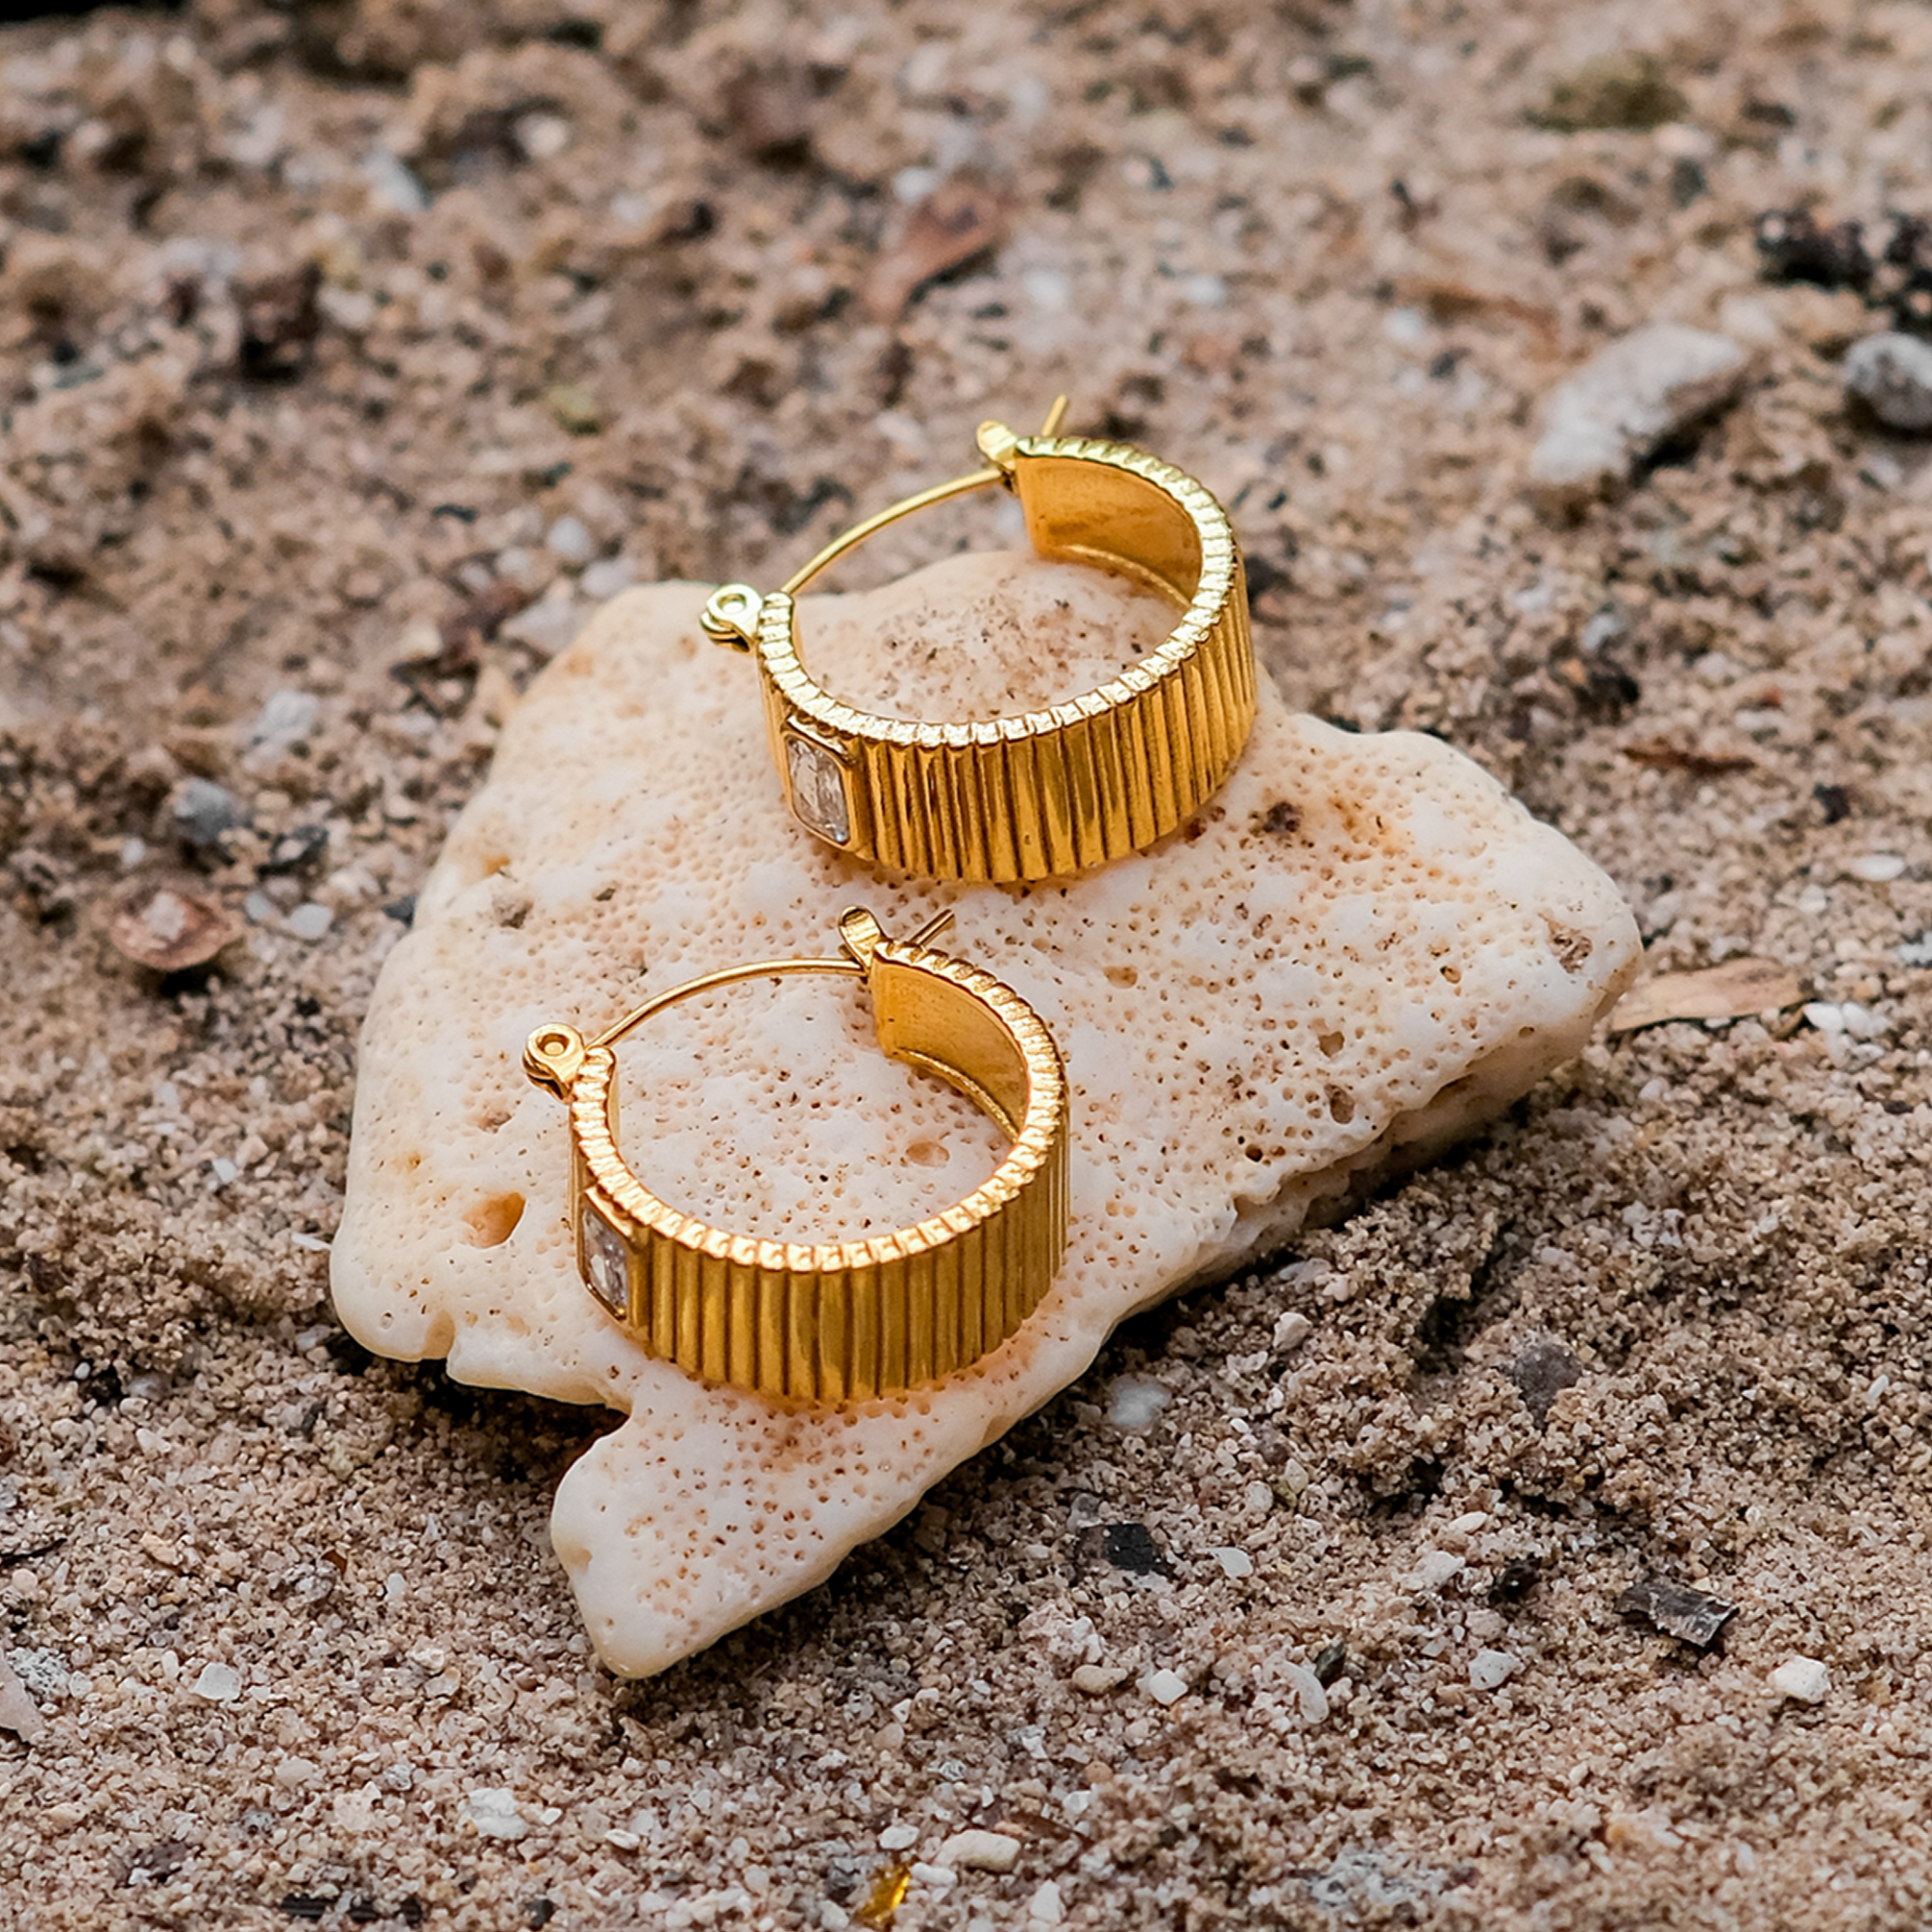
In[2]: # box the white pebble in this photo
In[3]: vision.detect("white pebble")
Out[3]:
[275,1755,321,1788]
[1279,1660,1331,1724]
[1028,1879,1064,1925]
[1210,1546,1254,1579]
[1848,851,1907,883]
[0,1653,45,1741]
[1272,1309,1312,1351]
[879,1823,918,1852]
[910,1862,955,1888]
[547,515,597,565]
[1528,324,1750,511]
[579,557,638,601]
[285,902,333,942]
[1071,1663,1129,1695]
[1104,1375,1170,1431]
[1244,1480,1276,1514]
[248,688,320,753]
[1845,332,1932,431]
[1408,1550,1466,1592]
[937,1828,1021,1874]
[461,1787,529,1840]
[1772,1656,1829,1704]
[190,1661,242,1701]
[1469,1648,1521,1691]
[1140,1667,1190,1706]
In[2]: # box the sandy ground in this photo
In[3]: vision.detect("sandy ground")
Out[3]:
[4,0,1932,1926]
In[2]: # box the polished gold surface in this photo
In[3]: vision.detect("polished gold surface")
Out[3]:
[524,909,1069,1405]
[701,403,1256,882]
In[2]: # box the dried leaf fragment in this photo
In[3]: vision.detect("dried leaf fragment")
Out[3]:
[109,881,241,973]
[862,171,1016,323]
[1622,738,1755,776]
[1609,958,1803,1033]
[1616,1573,1737,1649]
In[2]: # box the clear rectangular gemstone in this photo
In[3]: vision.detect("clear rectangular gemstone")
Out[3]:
[580,1202,631,1316]
[786,733,852,845]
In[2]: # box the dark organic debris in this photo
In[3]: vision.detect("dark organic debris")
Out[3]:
[1487,1556,1542,1605]
[235,262,323,381]
[861,170,1016,323]
[1505,1339,1583,1426]
[1311,1640,1349,1686]
[1622,738,1755,777]
[1754,207,1932,333]
[1098,1521,1171,1578]
[1616,1572,1738,1649]
[1755,208,1871,292]
[1528,53,1687,134]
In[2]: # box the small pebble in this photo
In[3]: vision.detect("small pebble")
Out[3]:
[1409,1550,1466,1592]
[1279,1660,1331,1724]
[1272,1309,1312,1351]
[1140,1668,1190,1706]
[1845,332,1932,431]
[878,1823,917,1852]
[937,1828,1021,1874]
[461,1787,529,1840]
[191,1661,242,1702]
[1772,1656,1829,1704]
[1846,851,1906,882]
[284,901,333,942]
[579,557,638,601]
[1071,1663,1130,1695]
[0,1652,45,1741]
[1210,1546,1254,1579]
[546,515,597,565]
[1028,1879,1064,1925]
[1527,323,1750,511]
[1469,1649,1521,1691]
[248,688,320,753]
[1103,1376,1169,1431]
[1243,1480,1275,1513]
[171,777,246,849]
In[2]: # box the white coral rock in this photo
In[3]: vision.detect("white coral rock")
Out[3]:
[1528,322,1752,511]
[331,550,1640,1677]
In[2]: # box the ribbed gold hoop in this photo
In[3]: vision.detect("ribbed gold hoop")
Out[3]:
[524,908,1069,1405]
[701,401,1257,883]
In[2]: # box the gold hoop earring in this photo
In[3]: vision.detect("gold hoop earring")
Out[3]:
[524,908,1069,1404]
[701,399,1256,883]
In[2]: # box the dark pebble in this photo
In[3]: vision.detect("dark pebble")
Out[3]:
[172,778,247,850]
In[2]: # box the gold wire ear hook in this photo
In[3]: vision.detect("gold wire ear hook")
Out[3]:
[701,399,1074,648]
[535,908,964,1064]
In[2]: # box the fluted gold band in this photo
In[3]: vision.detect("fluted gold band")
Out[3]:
[705,413,1256,883]
[524,909,1069,1405]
